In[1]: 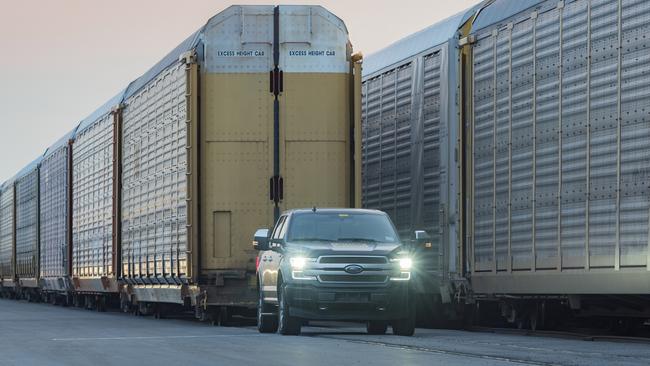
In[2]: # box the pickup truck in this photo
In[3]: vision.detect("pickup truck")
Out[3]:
[253,208,415,336]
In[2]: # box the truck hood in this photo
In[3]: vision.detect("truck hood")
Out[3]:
[284,241,404,257]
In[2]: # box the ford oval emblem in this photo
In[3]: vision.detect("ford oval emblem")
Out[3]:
[344,265,364,274]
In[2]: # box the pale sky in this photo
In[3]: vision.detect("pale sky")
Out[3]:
[0,0,478,181]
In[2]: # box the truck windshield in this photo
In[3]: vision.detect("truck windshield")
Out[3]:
[286,212,399,243]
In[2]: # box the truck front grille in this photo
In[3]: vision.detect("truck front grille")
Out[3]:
[318,256,388,264]
[310,255,394,285]
[318,275,387,283]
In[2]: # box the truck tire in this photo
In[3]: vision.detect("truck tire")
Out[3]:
[257,288,278,333]
[278,284,301,336]
[392,298,416,336]
[366,321,388,335]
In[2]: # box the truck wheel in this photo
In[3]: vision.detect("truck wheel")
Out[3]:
[392,299,416,336]
[278,284,301,336]
[366,321,388,335]
[258,288,279,333]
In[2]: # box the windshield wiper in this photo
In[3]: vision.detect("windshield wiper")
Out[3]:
[336,238,380,243]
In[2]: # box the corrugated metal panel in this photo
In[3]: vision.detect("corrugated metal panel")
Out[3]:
[470,0,650,273]
[121,61,188,282]
[472,29,495,272]
[619,0,650,267]
[72,112,115,278]
[15,165,39,280]
[0,184,14,279]
[362,43,447,272]
[364,8,478,76]
[39,142,70,281]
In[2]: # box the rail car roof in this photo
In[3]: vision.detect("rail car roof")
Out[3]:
[76,88,127,134]
[363,6,482,76]
[43,127,78,157]
[471,0,547,32]
[123,28,203,101]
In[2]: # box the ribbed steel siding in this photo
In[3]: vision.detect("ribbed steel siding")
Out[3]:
[121,61,187,283]
[619,0,650,267]
[39,145,69,280]
[363,64,411,233]
[15,169,39,279]
[471,0,650,272]
[362,50,443,251]
[422,54,443,239]
[72,114,114,278]
[0,186,14,278]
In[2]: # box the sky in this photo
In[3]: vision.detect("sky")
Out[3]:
[0,0,478,181]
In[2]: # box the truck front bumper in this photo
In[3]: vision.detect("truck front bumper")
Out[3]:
[284,281,411,321]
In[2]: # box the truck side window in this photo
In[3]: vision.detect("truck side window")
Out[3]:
[278,216,289,239]
[272,216,287,240]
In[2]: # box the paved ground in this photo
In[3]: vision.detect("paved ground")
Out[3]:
[1,298,649,366]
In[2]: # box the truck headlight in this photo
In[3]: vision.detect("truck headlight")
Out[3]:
[290,256,307,270]
[399,257,413,270]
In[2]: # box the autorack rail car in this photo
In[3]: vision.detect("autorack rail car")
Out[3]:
[362,0,650,328]
[0,5,363,320]
[463,0,650,328]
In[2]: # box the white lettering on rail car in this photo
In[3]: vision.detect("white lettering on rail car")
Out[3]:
[216,50,266,57]
[288,50,337,57]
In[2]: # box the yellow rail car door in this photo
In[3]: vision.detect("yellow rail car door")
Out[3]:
[276,6,353,213]
[200,6,276,272]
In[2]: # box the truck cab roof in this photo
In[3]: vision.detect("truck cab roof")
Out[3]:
[283,208,386,216]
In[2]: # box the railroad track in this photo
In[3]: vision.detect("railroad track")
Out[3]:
[468,325,650,344]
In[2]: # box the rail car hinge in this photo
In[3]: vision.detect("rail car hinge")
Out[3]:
[270,175,284,202]
[269,68,284,95]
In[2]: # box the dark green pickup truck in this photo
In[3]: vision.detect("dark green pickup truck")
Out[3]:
[254,208,415,336]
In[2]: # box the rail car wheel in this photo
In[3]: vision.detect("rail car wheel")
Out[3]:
[97,296,107,312]
[218,306,235,327]
[529,312,538,331]
[120,296,131,313]
[153,305,165,320]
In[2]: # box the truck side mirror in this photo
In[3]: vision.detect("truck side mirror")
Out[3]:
[253,229,270,251]
[414,230,432,249]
